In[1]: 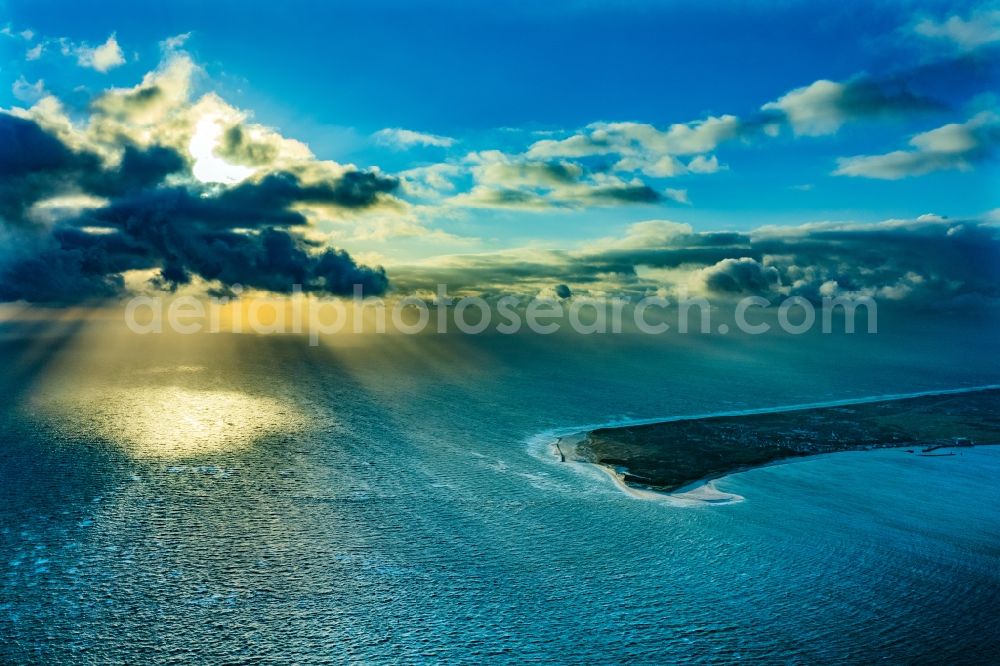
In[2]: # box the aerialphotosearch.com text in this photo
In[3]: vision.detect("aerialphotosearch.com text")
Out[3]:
[124,284,878,344]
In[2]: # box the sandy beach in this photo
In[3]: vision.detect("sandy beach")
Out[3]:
[552,431,744,505]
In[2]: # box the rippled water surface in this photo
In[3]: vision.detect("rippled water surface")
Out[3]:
[2,321,1000,663]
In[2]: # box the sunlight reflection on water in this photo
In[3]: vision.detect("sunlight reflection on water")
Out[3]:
[41,386,301,458]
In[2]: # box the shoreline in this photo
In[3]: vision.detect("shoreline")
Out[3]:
[558,433,996,505]
[554,383,1000,437]
[549,431,744,505]
[537,384,1000,504]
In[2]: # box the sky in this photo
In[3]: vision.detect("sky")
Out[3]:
[0,0,998,305]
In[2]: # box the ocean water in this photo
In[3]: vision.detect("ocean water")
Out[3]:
[2,316,1000,663]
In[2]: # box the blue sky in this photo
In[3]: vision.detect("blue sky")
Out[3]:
[0,1,998,303]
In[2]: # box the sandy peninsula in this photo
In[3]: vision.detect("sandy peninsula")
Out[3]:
[557,386,1000,496]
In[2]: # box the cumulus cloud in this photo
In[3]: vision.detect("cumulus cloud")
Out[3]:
[834,111,1000,179]
[761,77,940,136]
[686,154,723,174]
[524,116,741,179]
[528,116,741,160]
[374,128,456,149]
[88,54,196,127]
[453,70,943,195]
[452,180,663,210]
[597,220,696,251]
[1,23,43,59]
[695,257,780,294]
[65,33,126,72]
[17,30,133,72]
[664,188,689,205]
[469,151,583,188]
[0,25,34,41]
[0,52,404,303]
[914,8,1000,51]
[397,163,462,199]
[445,151,665,210]
[160,33,191,52]
[392,65,963,211]
[11,77,46,104]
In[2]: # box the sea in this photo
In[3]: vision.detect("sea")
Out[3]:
[1,311,999,663]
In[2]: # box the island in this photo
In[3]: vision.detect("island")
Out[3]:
[557,387,1000,494]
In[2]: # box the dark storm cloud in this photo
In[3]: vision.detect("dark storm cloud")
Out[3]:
[132,226,389,296]
[84,169,400,236]
[592,220,1000,306]
[223,170,399,211]
[0,114,101,223]
[750,220,1000,303]
[86,145,187,197]
[700,257,781,294]
[0,233,128,302]
[0,113,396,303]
[394,218,1000,308]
